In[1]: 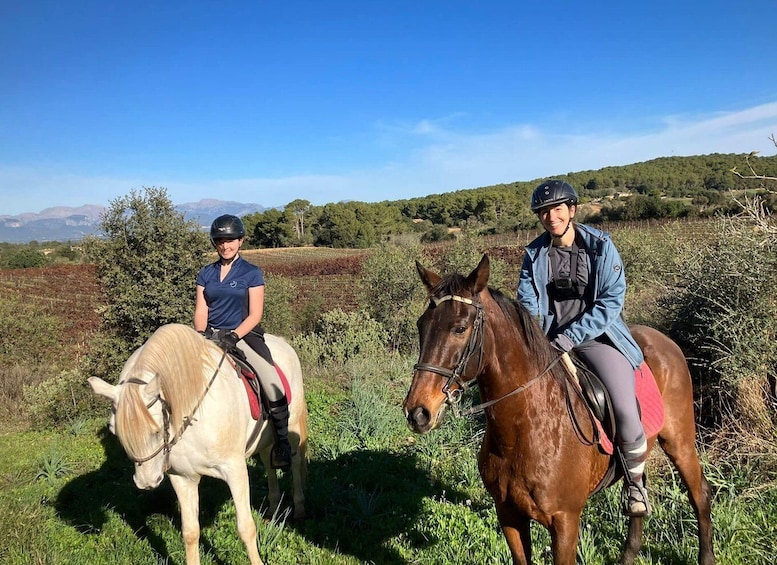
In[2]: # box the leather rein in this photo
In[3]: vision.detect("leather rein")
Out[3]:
[413,292,564,417]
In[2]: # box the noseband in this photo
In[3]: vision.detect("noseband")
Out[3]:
[413,294,485,410]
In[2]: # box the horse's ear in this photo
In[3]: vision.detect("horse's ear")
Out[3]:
[416,260,441,292]
[88,377,119,403]
[466,254,490,293]
[144,374,161,399]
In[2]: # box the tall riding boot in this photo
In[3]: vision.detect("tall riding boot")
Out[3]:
[620,437,650,517]
[268,397,292,470]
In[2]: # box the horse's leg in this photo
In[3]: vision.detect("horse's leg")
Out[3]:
[495,505,532,565]
[257,445,282,516]
[223,462,264,565]
[289,427,307,519]
[620,516,644,565]
[549,512,582,565]
[658,432,715,565]
[168,474,202,565]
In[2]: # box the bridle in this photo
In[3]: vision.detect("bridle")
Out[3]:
[413,292,563,417]
[413,293,485,411]
[117,350,228,467]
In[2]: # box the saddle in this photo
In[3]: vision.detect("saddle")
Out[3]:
[570,358,664,455]
[206,333,291,421]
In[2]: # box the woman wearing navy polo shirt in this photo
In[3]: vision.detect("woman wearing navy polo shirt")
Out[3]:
[194,214,292,470]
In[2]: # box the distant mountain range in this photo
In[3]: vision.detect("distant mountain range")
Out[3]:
[0,199,269,244]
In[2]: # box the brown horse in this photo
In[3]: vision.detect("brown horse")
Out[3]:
[403,255,714,565]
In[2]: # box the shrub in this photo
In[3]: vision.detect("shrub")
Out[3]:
[420,225,455,243]
[356,242,430,353]
[24,368,101,429]
[433,232,513,294]
[262,273,299,338]
[83,187,209,351]
[3,247,49,269]
[291,308,387,366]
[0,295,63,366]
[663,197,777,443]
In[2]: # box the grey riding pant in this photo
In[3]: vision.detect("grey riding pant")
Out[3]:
[574,338,645,445]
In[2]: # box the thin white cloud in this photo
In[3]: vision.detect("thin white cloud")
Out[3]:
[1,102,776,215]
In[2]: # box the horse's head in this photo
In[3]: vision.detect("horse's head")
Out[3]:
[403,254,490,434]
[89,372,169,490]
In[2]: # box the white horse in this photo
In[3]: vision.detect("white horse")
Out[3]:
[88,323,308,565]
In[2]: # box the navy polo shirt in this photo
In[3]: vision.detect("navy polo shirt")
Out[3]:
[196,256,265,329]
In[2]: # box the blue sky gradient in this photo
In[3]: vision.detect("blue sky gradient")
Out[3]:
[2,1,777,215]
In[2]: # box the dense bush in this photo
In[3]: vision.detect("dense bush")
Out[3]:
[261,273,299,338]
[291,308,387,366]
[23,368,101,428]
[82,187,209,360]
[664,196,777,445]
[432,232,514,294]
[2,247,49,269]
[356,242,430,352]
[0,295,63,366]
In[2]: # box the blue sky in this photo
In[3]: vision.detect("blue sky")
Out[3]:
[2,1,777,216]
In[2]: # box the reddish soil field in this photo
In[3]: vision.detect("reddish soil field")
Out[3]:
[0,241,525,362]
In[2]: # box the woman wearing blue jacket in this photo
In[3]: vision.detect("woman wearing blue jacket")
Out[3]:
[517,180,650,517]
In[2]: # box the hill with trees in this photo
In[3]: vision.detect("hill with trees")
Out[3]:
[243,152,777,248]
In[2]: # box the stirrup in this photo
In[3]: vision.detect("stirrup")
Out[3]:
[270,442,292,470]
[621,479,651,517]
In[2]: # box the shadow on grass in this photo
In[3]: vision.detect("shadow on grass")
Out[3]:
[55,426,235,563]
[55,426,468,565]
[252,448,469,564]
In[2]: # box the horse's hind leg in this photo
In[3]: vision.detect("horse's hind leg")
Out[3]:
[289,424,308,519]
[257,446,282,516]
[658,431,715,565]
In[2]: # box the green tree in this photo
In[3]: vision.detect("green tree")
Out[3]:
[5,247,48,269]
[83,187,209,352]
[287,199,311,239]
[313,202,381,248]
[251,208,294,248]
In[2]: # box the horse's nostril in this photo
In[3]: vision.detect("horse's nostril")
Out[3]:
[410,406,430,427]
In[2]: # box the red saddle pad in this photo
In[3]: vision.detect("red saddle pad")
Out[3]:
[597,362,665,455]
[240,365,292,421]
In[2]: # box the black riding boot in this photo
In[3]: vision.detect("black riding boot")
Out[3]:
[268,397,292,470]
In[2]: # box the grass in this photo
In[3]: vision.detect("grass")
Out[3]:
[2,353,776,564]
[2,227,777,563]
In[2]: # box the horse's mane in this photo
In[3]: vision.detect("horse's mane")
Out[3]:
[116,324,216,460]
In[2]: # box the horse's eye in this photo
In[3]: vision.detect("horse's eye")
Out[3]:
[454,325,467,335]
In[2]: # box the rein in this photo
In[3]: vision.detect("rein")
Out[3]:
[462,355,563,416]
[122,349,229,466]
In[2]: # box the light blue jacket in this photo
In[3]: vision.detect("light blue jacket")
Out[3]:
[517,223,644,369]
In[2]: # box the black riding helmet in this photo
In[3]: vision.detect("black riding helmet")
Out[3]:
[210,214,246,245]
[530,180,578,212]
